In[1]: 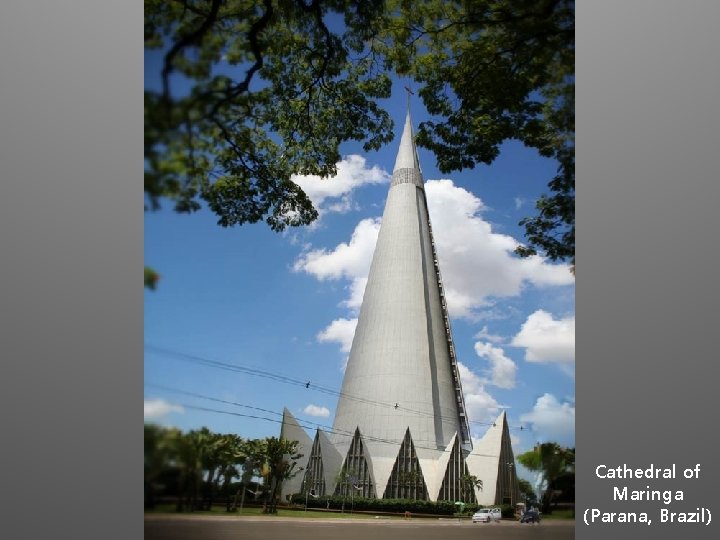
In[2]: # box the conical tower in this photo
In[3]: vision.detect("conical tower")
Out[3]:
[330,112,472,499]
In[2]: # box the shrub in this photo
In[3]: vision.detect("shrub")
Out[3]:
[500,504,515,518]
[288,495,485,515]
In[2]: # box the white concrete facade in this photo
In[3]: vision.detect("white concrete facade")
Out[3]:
[280,113,518,504]
[466,411,521,505]
[328,112,470,499]
[332,113,466,452]
[278,408,313,498]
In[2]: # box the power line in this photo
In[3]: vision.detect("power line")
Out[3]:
[145,382,283,418]
[145,381,500,451]
[171,401,502,458]
[145,344,525,431]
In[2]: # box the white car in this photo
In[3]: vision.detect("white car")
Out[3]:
[472,507,502,523]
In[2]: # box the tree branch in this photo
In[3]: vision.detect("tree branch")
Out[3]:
[207,0,273,119]
[162,0,223,101]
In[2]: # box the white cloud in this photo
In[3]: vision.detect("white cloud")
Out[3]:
[293,218,380,282]
[303,404,331,418]
[474,342,517,389]
[295,178,574,364]
[520,393,575,447]
[292,155,390,216]
[317,318,358,353]
[511,310,575,363]
[342,277,367,311]
[295,180,572,322]
[457,361,503,430]
[144,398,184,420]
[473,325,505,344]
[424,179,574,319]
[293,218,379,313]
[457,361,483,394]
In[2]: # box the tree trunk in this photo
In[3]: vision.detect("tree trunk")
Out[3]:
[176,474,188,512]
[191,470,202,511]
[541,492,552,515]
[238,485,246,513]
[268,478,278,514]
[204,467,217,510]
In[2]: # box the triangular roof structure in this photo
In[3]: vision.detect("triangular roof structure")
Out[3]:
[336,427,376,498]
[317,429,344,494]
[279,408,313,499]
[466,411,520,505]
[383,428,430,499]
[425,432,458,500]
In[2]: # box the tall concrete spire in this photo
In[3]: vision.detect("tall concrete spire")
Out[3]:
[329,111,471,499]
[282,111,517,504]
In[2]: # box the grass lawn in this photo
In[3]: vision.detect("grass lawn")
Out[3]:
[145,504,400,520]
[146,504,575,521]
[541,509,575,520]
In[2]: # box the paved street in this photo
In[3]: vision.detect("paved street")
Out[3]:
[145,515,574,540]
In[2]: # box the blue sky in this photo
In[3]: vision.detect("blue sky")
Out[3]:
[145,51,575,486]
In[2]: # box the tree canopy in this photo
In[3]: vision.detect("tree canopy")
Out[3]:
[144,423,304,513]
[517,477,537,502]
[145,0,392,231]
[145,0,574,266]
[517,442,574,513]
[382,0,574,266]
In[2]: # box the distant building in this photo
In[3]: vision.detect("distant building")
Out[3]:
[281,111,520,505]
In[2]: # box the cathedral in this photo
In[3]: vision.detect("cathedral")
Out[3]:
[280,111,520,506]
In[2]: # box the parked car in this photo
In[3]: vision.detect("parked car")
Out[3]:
[519,508,541,523]
[472,507,502,523]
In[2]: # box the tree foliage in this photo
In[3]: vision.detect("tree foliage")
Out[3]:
[517,477,536,500]
[460,473,483,502]
[517,442,574,513]
[255,436,303,513]
[145,0,574,265]
[144,266,160,289]
[382,0,574,266]
[145,0,393,231]
[143,424,303,513]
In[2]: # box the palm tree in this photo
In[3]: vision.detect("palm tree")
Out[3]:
[201,433,245,510]
[257,437,303,514]
[173,427,213,511]
[233,438,264,513]
[144,424,177,509]
[214,434,244,511]
[460,473,483,503]
[199,432,225,510]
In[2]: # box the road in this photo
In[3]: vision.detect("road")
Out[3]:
[145,515,575,540]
